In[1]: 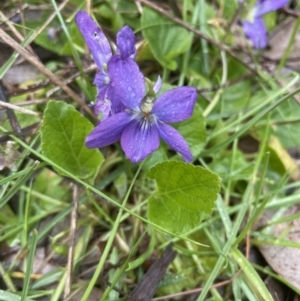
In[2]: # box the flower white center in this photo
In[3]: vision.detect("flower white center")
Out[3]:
[141,96,155,113]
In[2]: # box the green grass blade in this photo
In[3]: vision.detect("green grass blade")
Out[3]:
[0,290,33,301]
[0,162,39,209]
[21,229,39,301]
[231,248,274,301]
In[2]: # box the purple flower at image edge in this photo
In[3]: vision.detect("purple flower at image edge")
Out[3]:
[85,54,197,163]
[75,11,136,119]
[241,0,289,48]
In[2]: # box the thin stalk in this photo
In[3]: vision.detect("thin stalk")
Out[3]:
[203,50,227,117]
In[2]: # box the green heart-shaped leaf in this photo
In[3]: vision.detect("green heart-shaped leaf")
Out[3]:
[146,161,220,233]
[41,100,103,180]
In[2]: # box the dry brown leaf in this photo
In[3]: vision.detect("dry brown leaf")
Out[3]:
[258,206,300,291]
[266,18,300,72]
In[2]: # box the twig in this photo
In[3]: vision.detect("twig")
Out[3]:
[47,63,97,97]
[0,80,22,134]
[0,100,41,117]
[0,27,95,118]
[7,79,51,96]
[280,7,300,18]
[9,98,51,106]
[64,184,79,300]
[7,63,86,97]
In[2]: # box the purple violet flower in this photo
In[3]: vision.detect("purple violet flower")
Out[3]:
[85,54,197,163]
[241,0,288,48]
[75,11,136,119]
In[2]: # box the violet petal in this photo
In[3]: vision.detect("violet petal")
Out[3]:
[94,97,111,119]
[94,73,109,98]
[153,75,162,94]
[157,122,193,162]
[106,85,126,114]
[242,18,267,49]
[255,0,289,18]
[85,112,132,148]
[121,118,160,162]
[75,11,112,71]
[152,87,197,123]
[108,55,145,111]
[116,26,136,60]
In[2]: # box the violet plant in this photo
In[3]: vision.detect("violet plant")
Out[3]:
[240,0,289,48]
[75,11,197,163]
